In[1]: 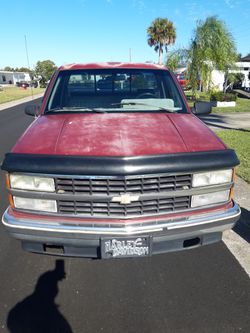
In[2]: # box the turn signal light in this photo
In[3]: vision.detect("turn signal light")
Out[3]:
[5,174,14,208]
[230,168,237,200]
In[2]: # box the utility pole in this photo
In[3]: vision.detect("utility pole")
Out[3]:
[129,48,132,62]
[24,35,30,69]
[24,35,33,99]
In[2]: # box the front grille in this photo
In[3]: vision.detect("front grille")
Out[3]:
[58,196,191,217]
[55,174,192,195]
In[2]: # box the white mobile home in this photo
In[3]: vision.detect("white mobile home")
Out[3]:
[231,55,250,89]
[0,71,31,85]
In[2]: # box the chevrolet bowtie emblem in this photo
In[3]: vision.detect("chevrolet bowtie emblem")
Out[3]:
[111,193,140,205]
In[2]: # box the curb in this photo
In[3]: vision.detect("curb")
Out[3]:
[0,93,44,112]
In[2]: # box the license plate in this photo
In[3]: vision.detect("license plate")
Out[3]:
[101,236,151,259]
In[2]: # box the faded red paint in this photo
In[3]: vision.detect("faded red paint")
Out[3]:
[12,62,225,156]
[3,63,237,253]
[58,62,166,71]
[12,113,225,156]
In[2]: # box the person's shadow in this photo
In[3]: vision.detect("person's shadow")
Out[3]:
[7,259,73,333]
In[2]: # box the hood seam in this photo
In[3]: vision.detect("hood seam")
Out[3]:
[54,117,68,154]
[166,115,189,152]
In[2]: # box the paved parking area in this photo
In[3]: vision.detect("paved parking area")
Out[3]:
[199,112,250,130]
[223,177,250,277]
[198,112,250,276]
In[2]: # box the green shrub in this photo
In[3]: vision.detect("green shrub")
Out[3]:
[210,91,237,102]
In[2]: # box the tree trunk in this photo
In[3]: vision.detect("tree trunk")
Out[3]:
[199,79,202,92]
[158,46,163,65]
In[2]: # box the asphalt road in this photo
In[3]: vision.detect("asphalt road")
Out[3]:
[0,101,249,333]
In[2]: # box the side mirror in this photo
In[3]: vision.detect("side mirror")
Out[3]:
[25,104,40,116]
[192,101,212,115]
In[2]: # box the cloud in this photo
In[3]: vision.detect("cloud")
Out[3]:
[224,0,250,8]
[184,1,212,23]
[132,0,146,14]
[174,8,181,16]
[76,0,87,7]
[224,0,234,8]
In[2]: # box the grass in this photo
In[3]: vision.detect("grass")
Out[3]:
[0,86,45,104]
[216,129,250,183]
[185,90,250,113]
[213,97,250,113]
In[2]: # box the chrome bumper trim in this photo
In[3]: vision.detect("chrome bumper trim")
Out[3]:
[2,203,241,236]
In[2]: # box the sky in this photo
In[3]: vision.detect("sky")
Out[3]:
[0,0,249,69]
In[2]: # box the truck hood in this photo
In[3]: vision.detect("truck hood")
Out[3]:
[12,113,225,156]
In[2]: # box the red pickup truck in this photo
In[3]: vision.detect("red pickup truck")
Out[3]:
[1,63,241,259]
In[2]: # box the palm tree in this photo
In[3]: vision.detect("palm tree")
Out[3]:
[147,18,176,65]
[187,16,237,94]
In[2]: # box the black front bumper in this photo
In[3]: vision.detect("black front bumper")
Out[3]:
[2,203,241,258]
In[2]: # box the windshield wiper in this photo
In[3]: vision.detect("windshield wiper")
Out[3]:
[46,107,107,113]
[111,102,181,113]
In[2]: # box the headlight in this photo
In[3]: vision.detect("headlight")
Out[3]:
[191,190,230,208]
[10,174,55,192]
[192,169,233,187]
[13,197,57,212]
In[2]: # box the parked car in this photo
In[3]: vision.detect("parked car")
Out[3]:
[30,81,38,88]
[175,71,200,90]
[175,72,188,89]
[16,81,29,88]
[1,62,241,259]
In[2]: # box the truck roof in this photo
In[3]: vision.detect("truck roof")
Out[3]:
[59,62,167,71]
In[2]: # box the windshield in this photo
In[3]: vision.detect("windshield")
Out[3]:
[45,68,188,114]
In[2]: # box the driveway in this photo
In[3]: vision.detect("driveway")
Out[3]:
[199,111,250,276]
[199,112,250,130]
[223,176,250,277]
